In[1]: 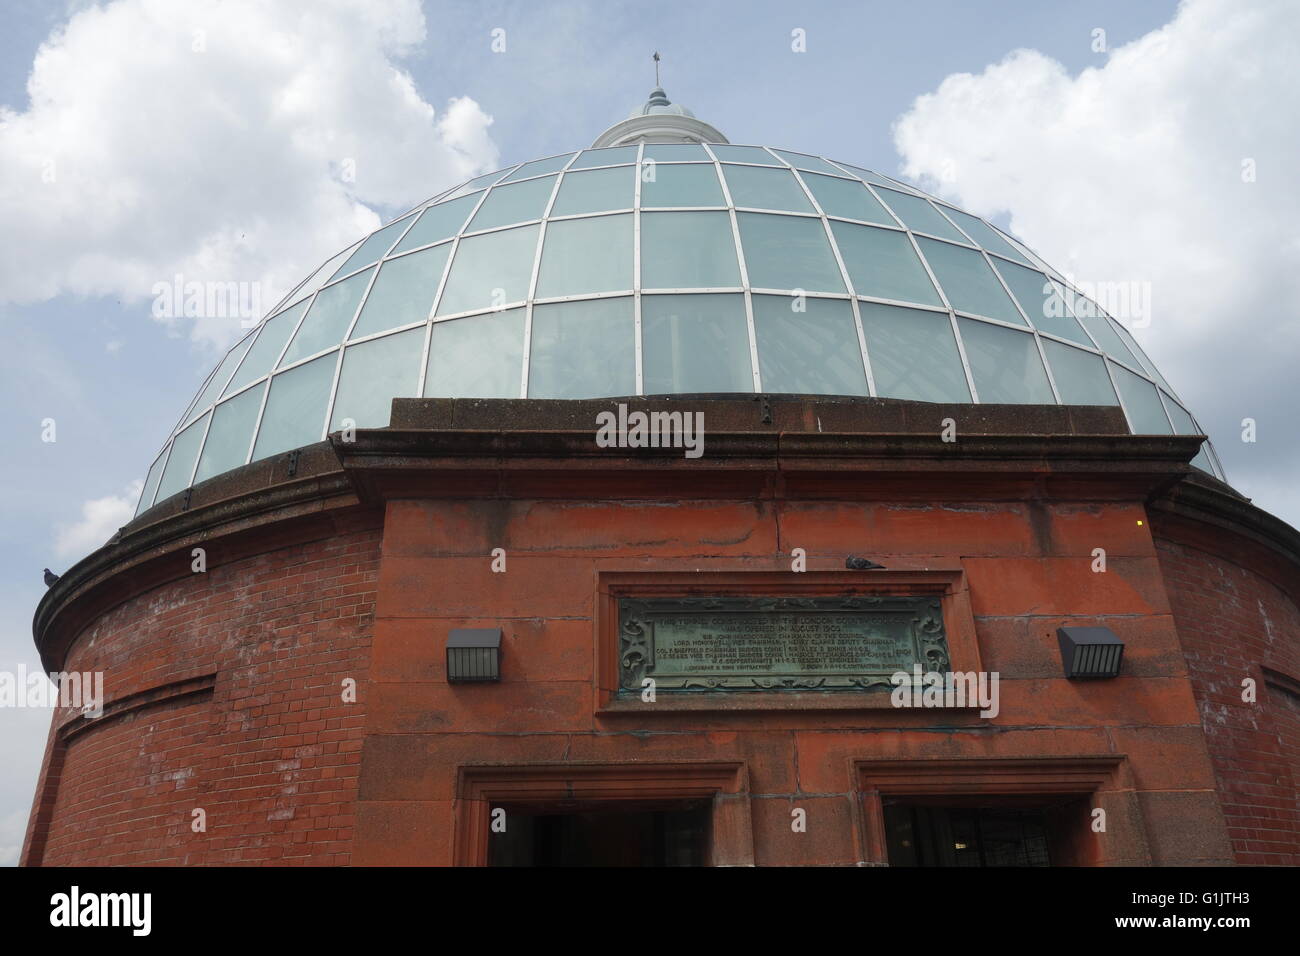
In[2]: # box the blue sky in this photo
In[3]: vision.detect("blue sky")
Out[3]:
[1,0,1296,864]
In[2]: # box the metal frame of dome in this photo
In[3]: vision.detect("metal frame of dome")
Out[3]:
[136,141,1225,516]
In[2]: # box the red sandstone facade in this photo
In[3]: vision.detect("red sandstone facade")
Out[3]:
[21,396,1300,866]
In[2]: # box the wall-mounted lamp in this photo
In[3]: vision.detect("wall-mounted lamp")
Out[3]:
[447,627,502,682]
[1056,626,1124,679]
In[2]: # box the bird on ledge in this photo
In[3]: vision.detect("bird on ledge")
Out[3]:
[845,556,886,570]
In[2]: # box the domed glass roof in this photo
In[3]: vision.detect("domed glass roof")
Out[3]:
[136,143,1223,515]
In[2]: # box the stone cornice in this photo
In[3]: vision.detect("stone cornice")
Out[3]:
[31,396,1300,671]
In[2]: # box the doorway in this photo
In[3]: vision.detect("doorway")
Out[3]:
[883,801,1066,866]
[487,800,711,866]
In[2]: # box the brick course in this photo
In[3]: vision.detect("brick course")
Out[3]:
[1155,536,1300,865]
[22,526,380,866]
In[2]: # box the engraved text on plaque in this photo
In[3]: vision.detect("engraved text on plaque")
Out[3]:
[617,596,950,692]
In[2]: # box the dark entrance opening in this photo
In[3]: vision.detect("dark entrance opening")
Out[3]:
[883,801,1068,866]
[487,800,711,866]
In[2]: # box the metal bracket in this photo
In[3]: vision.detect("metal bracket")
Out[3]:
[286,449,301,477]
[181,488,193,511]
[760,395,772,425]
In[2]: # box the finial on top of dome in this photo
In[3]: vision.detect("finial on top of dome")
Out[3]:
[589,53,729,147]
[646,52,671,107]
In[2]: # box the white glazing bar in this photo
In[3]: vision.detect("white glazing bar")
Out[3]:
[633,143,645,395]
[710,143,760,392]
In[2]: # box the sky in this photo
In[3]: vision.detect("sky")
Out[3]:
[0,0,1296,864]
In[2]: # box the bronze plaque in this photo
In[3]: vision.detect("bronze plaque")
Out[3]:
[617,596,950,692]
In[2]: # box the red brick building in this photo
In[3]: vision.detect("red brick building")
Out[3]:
[21,395,1300,866]
[22,93,1300,866]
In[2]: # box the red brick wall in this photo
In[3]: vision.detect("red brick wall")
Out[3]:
[23,526,380,866]
[29,491,1271,866]
[1155,535,1300,865]
[356,496,1232,866]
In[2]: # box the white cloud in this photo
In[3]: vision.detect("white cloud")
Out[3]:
[0,0,498,348]
[53,479,143,560]
[892,0,1300,526]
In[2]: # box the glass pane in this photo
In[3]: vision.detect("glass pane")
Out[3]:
[737,212,845,293]
[391,194,479,254]
[136,450,167,516]
[280,268,372,366]
[527,297,635,398]
[535,214,632,298]
[707,144,779,164]
[185,334,254,424]
[641,212,740,289]
[1191,445,1216,474]
[876,188,968,242]
[224,300,307,396]
[993,260,1090,344]
[642,294,752,394]
[859,302,970,403]
[939,207,1033,264]
[1113,322,1173,393]
[1206,442,1226,480]
[350,245,449,339]
[440,184,484,206]
[1042,339,1118,405]
[770,149,842,175]
[1111,362,1172,434]
[426,309,525,398]
[827,161,894,187]
[286,242,360,309]
[802,173,892,225]
[155,413,209,503]
[569,146,637,169]
[643,144,708,162]
[722,165,814,212]
[436,224,539,316]
[194,383,265,483]
[1003,234,1058,275]
[753,295,868,396]
[957,318,1055,404]
[467,175,556,231]
[444,169,511,199]
[1069,301,1142,366]
[330,327,423,430]
[1163,395,1197,434]
[550,166,634,216]
[1163,396,1214,472]
[500,153,574,182]
[917,238,1024,324]
[252,354,335,461]
[640,163,725,207]
[329,216,414,280]
[830,221,941,306]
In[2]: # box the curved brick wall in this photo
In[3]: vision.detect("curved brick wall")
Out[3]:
[22,525,380,866]
[22,399,1299,867]
[1155,533,1300,865]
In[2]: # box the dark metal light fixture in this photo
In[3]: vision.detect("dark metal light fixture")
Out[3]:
[1056,626,1124,679]
[447,627,502,682]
